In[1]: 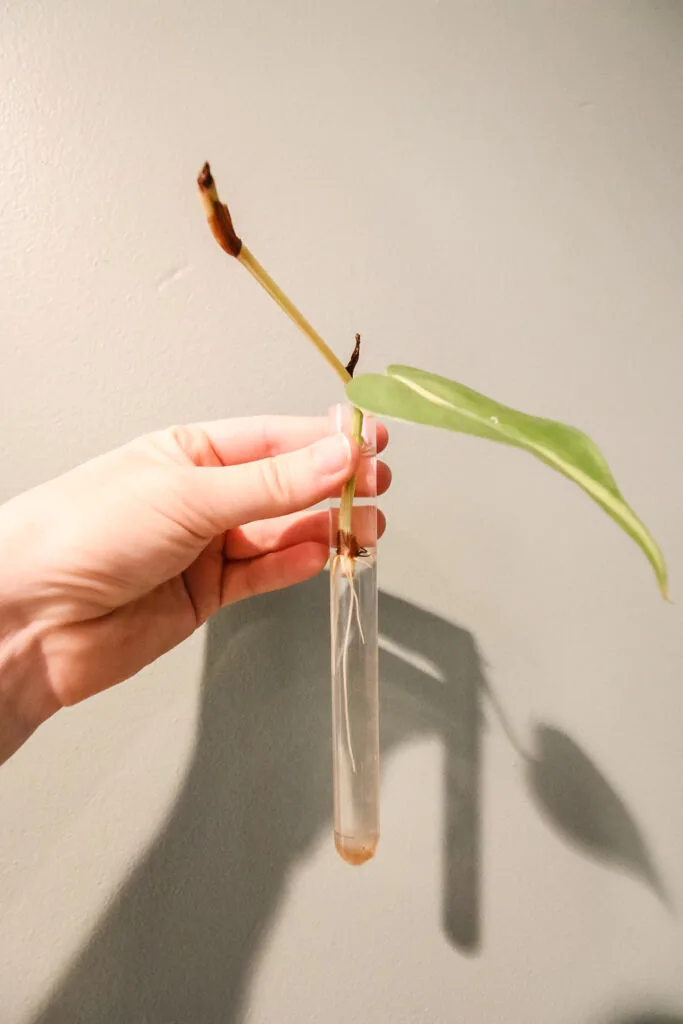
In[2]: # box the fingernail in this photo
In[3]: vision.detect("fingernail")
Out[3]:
[314,433,352,475]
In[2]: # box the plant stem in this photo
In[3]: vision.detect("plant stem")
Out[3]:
[197,163,364,549]
[238,245,351,386]
[339,406,364,540]
[240,242,362,542]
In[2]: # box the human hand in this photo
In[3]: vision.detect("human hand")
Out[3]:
[0,416,389,759]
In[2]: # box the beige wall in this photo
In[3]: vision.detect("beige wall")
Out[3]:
[1,2,682,1021]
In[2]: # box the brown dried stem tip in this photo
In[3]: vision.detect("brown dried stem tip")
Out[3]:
[197,162,242,258]
[346,333,362,378]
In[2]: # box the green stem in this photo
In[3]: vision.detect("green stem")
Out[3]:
[339,406,364,538]
[239,245,351,385]
[237,247,363,540]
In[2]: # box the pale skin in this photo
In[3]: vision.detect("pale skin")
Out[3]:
[0,416,390,765]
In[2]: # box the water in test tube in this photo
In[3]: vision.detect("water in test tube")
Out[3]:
[329,404,380,865]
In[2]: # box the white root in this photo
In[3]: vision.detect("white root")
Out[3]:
[333,554,366,775]
[340,574,357,773]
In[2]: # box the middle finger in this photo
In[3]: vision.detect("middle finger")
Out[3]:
[226,506,387,560]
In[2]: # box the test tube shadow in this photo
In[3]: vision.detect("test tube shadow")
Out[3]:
[29,575,483,1023]
[379,592,483,953]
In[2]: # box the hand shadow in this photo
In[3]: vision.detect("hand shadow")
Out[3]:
[30,576,484,1024]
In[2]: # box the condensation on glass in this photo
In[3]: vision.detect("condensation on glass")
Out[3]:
[328,404,379,865]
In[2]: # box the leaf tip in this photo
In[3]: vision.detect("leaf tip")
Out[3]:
[653,557,671,603]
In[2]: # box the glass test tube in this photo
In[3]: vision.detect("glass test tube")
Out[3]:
[329,404,380,865]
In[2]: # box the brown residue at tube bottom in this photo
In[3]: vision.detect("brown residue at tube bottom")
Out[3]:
[335,832,379,866]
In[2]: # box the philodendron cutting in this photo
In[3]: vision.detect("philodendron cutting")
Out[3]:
[197,162,668,866]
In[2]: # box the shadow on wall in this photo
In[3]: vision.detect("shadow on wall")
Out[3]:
[605,1015,683,1024]
[484,682,670,909]
[31,576,667,1024]
[526,725,669,906]
[31,577,483,1023]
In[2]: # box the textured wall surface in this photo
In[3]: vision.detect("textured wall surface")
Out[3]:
[1,2,682,1022]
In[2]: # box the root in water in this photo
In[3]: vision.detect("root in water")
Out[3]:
[333,532,368,775]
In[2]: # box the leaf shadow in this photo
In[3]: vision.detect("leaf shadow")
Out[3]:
[526,724,670,907]
[484,680,670,909]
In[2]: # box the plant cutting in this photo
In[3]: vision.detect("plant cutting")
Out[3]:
[197,162,668,867]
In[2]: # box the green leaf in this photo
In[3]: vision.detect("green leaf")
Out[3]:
[346,365,668,599]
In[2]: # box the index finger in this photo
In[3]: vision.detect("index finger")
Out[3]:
[192,414,389,467]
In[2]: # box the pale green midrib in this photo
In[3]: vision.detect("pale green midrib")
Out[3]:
[389,371,665,588]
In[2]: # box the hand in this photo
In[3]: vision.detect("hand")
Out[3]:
[0,416,390,759]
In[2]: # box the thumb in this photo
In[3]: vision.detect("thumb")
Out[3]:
[192,432,358,530]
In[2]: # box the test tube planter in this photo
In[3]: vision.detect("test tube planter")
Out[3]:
[196,164,382,866]
[329,405,380,865]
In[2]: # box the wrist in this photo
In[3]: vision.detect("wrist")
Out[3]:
[0,620,60,764]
